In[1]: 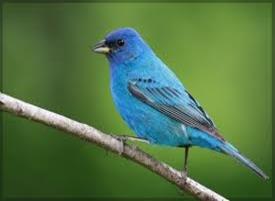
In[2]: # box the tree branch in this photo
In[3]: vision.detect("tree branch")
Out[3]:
[0,92,229,201]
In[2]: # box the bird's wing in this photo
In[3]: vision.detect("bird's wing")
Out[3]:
[128,79,224,141]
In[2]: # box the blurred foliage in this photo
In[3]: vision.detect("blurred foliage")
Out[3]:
[2,3,272,199]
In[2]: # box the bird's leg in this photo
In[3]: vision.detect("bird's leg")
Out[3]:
[182,146,189,182]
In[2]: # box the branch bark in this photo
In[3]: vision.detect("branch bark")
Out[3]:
[0,92,229,201]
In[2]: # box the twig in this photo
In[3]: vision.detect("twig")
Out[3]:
[0,92,229,201]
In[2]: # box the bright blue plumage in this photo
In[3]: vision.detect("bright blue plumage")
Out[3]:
[93,27,268,180]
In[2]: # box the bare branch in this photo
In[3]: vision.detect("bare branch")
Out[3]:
[0,92,229,201]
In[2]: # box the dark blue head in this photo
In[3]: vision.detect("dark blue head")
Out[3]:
[93,28,152,65]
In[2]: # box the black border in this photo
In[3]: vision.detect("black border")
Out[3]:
[1,2,3,201]
[0,0,273,2]
[0,1,273,201]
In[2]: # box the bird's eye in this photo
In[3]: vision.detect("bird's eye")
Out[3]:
[117,39,125,47]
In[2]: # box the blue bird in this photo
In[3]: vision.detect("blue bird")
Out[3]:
[93,27,268,180]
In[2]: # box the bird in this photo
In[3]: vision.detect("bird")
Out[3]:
[93,27,268,180]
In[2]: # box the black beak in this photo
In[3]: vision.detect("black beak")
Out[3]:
[93,39,110,54]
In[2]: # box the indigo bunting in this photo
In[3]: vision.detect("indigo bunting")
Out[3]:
[93,27,268,180]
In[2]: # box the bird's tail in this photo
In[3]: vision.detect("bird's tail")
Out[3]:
[220,142,269,180]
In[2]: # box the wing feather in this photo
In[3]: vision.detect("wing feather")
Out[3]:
[128,80,224,141]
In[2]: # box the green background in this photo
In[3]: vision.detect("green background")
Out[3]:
[2,3,272,199]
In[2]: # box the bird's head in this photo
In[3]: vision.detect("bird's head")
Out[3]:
[93,28,152,65]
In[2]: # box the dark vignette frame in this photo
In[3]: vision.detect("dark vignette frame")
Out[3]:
[0,1,273,201]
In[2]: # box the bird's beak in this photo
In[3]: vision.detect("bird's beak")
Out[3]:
[93,39,110,54]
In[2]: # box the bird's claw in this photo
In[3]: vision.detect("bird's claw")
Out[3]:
[118,140,124,155]
[181,169,188,183]
[113,135,127,155]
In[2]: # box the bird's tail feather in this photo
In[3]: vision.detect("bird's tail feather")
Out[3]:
[220,142,269,180]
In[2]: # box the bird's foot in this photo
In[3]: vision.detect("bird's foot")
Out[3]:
[118,140,124,155]
[181,169,188,183]
[111,134,150,155]
[112,135,127,155]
